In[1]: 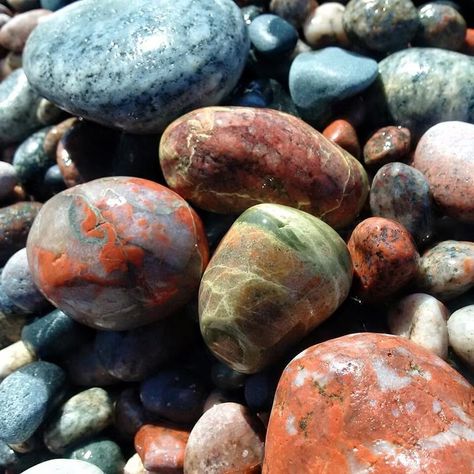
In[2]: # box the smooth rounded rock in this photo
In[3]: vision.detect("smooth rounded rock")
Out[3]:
[23,0,249,133]
[0,361,65,444]
[0,161,17,200]
[26,177,209,330]
[448,305,474,369]
[184,402,265,474]
[123,453,150,474]
[413,121,474,223]
[68,439,125,474]
[263,333,474,473]
[388,293,449,359]
[43,164,66,196]
[416,241,474,301]
[343,0,419,52]
[303,3,349,48]
[269,0,317,29]
[22,459,105,474]
[363,125,411,168]
[322,118,360,159]
[199,204,353,373]
[289,47,378,125]
[160,107,369,229]
[348,217,419,303]
[114,388,152,441]
[43,387,114,454]
[40,0,76,10]
[370,162,433,245]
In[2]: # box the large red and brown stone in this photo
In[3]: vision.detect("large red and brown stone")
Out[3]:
[160,106,369,229]
[263,333,474,474]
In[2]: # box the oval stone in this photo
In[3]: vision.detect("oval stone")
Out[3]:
[23,0,249,133]
[448,305,474,369]
[26,177,209,330]
[199,204,353,373]
[413,121,474,223]
[160,107,369,229]
[263,333,474,473]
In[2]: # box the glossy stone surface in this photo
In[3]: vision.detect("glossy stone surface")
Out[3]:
[199,204,353,373]
[303,3,348,48]
[348,217,419,303]
[135,424,189,473]
[0,202,42,266]
[160,107,369,229]
[388,293,449,359]
[68,439,125,474]
[448,305,474,369]
[23,459,104,474]
[26,177,209,330]
[363,126,411,168]
[0,361,65,444]
[43,387,114,454]
[413,121,474,223]
[23,0,249,133]
[0,69,42,145]
[322,118,360,159]
[343,0,419,52]
[184,402,265,474]
[370,49,474,138]
[263,333,474,473]
[370,163,433,245]
[416,241,474,301]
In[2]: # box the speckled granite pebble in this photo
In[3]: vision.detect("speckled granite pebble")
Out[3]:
[413,121,474,223]
[370,49,474,138]
[363,125,411,168]
[23,459,105,474]
[0,68,42,144]
[0,161,17,200]
[0,361,65,444]
[416,241,474,301]
[23,0,249,133]
[448,305,474,369]
[68,439,125,474]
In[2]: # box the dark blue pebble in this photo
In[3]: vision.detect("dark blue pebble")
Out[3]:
[230,79,274,108]
[244,371,278,411]
[43,164,66,196]
[211,361,247,391]
[0,282,24,317]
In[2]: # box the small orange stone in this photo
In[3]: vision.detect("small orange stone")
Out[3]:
[322,119,361,159]
[462,28,474,55]
[135,424,190,473]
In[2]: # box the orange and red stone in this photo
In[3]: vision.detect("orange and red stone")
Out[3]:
[322,119,361,159]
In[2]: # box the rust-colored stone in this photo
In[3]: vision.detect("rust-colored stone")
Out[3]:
[363,125,411,168]
[322,119,361,159]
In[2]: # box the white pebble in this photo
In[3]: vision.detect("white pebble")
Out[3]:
[447,305,474,369]
[22,459,104,474]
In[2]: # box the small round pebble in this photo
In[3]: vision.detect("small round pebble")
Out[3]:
[0,161,17,200]
[269,0,317,29]
[414,3,466,51]
[68,439,125,474]
[388,293,449,359]
[343,0,420,52]
[1,248,48,313]
[22,459,105,474]
[322,118,361,159]
[363,126,411,168]
[448,305,474,369]
[248,14,298,58]
[43,164,66,196]
[303,3,349,48]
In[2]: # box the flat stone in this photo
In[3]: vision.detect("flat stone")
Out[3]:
[23,0,249,133]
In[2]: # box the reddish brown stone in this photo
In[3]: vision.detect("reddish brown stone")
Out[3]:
[160,106,369,229]
[363,126,411,168]
[462,28,474,55]
[135,424,189,473]
[44,117,77,155]
[263,333,474,474]
[347,217,419,302]
[322,119,361,159]
[269,0,318,29]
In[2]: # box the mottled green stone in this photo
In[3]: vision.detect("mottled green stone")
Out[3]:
[68,439,125,474]
[199,204,353,374]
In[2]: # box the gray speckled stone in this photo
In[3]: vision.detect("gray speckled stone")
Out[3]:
[23,0,249,133]
[369,48,474,138]
[0,69,42,145]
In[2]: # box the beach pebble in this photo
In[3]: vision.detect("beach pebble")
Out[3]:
[263,333,474,473]
[448,305,474,369]
[160,107,368,229]
[114,388,152,441]
[303,3,349,48]
[68,439,125,474]
[388,293,449,359]
[0,361,65,444]
[123,453,150,474]
[289,47,378,125]
[363,126,411,168]
[1,248,48,313]
[135,424,189,473]
[211,361,247,391]
[322,118,360,159]
[199,204,352,373]
[43,164,66,196]
[0,161,17,200]
[414,3,466,51]
[8,0,41,12]
[348,217,419,303]
[184,403,265,474]
[43,387,114,454]
[40,0,76,10]
[36,97,66,125]
[22,459,105,474]
[26,177,209,330]
[343,0,419,52]
[0,69,42,145]
[413,121,474,223]
[370,162,433,245]
[269,0,317,29]
[416,241,474,301]
[248,14,298,58]
[23,0,249,133]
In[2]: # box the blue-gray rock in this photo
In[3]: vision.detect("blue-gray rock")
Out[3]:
[368,48,474,138]
[0,69,42,145]
[248,14,298,58]
[0,439,17,468]
[1,248,49,314]
[0,162,17,200]
[23,0,249,133]
[40,0,75,11]
[68,439,125,474]
[0,361,65,444]
[289,47,378,125]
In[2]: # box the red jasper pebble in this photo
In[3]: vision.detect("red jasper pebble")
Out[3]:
[322,119,361,159]
[363,125,411,168]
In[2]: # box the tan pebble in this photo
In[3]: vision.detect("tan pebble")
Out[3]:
[304,3,349,48]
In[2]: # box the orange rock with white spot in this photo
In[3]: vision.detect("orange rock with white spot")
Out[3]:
[263,333,474,474]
